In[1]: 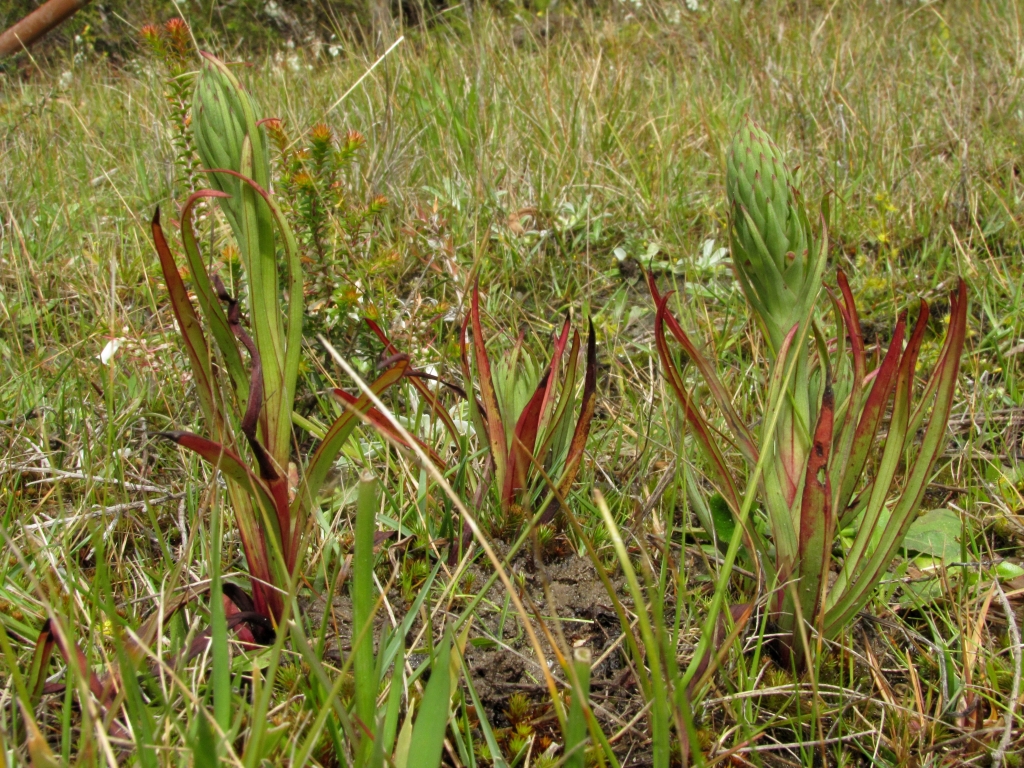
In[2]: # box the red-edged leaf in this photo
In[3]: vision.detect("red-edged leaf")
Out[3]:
[160,432,278,521]
[331,389,446,469]
[647,272,759,466]
[794,382,834,629]
[470,284,509,490]
[29,619,133,742]
[906,282,965,440]
[27,624,55,705]
[36,619,105,702]
[832,300,931,603]
[504,369,551,507]
[460,311,492,441]
[152,208,219,429]
[834,312,907,521]
[536,316,572,439]
[651,293,769,562]
[825,280,968,637]
[836,271,866,386]
[160,431,281,615]
[862,281,967,579]
[179,190,249,402]
[652,294,744,516]
[365,318,462,447]
[539,320,597,524]
[534,329,582,466]
[297,358,411,515]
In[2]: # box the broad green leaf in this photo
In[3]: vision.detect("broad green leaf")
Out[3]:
[903,509,962,561]
[996,561,1024,580]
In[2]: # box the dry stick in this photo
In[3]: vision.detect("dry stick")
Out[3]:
[23,494,184,531]
[9,464,166,494]
[992,581,1022,768]
[0,0,91,57]
[318,336,569,731]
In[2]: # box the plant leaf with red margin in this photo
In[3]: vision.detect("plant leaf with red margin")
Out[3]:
[536,316,572,440]
[648,272,758,466]
[825,279,967,637]
[296,358,411,517]
[653,293,744,516]
[539,319,597,524]
[834,312,906,523]
[504,369,551,507]
[178,190,249,403]
[151,208,219,430]
[331,388,446,469]
[470,284,508,492]
[365,318,462,447]
[158,431,279,612]
[794,381,834,629]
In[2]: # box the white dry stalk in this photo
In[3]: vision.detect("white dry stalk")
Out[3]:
[992,580,1022,768]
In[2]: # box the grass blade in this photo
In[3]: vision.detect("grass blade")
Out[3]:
[408,631,452,768]
[353,474,379,758]
[565,647,592,768]
[595,492,670,767]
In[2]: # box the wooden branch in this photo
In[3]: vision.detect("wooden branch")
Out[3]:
[0,0,92,58]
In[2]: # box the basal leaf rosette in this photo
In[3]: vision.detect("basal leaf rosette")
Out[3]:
[726,119,826,354]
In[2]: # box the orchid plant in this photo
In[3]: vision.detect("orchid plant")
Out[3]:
[652,119,968,669]
[461,284,597,525]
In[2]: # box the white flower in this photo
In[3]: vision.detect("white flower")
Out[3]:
[98,338,124,365]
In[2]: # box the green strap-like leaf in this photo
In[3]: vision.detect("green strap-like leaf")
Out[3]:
[824,280,967,636]
[408,632,452,768]
[179,189,249,405]
[296,359,410,519]
[151,208,219,431]
[469,284,509,494]
[648,272,759,466]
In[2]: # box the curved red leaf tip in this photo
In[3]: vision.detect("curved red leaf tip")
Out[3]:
[183,189,231,210]
[156,430,188,442]
[646,269,663,303]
